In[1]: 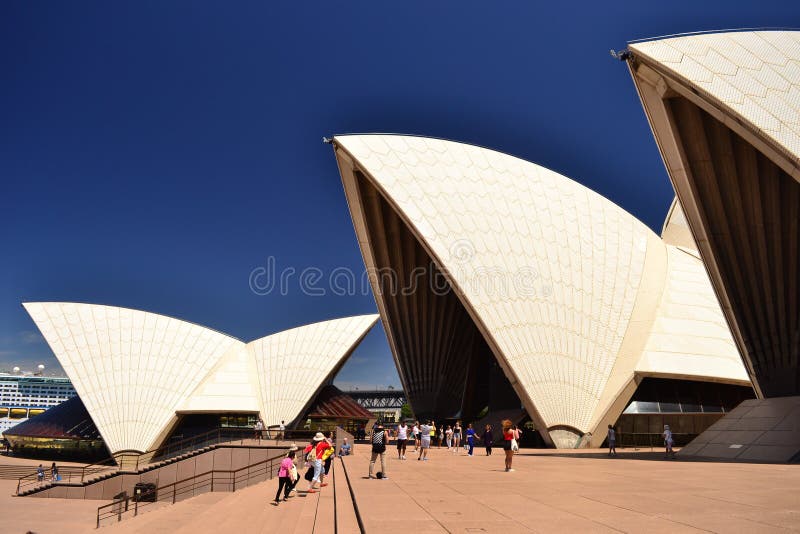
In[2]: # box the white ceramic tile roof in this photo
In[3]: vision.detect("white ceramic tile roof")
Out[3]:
[335,135,654,432]
[23,302,378,453]
[637,246,749,383]
[180,344,260,413]
[335,134,750,437]
[661,197,697,250]
[630,31,800,167]
[22,303,239,453]
[248,314,379,427]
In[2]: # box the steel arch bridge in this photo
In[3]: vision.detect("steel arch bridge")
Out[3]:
[346,390,406,410]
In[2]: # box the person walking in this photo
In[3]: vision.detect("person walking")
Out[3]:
[429,421,437,448]
[663,425,675,459]
[607,424,617,456]
[254,419,264,441]
[418,421,432,461]
[36,464,44,482]
[465,424,476,456]
[273,450,296,505]
[50,462,59,482]
[322,431,335,480]
[396,421,409,459]
[369,423,389,479]
[452,421,462,452]
[438,427,444,448]
[304,433,330,493]
[286,445,300,495]
[502,420,515,472]
[279,420,286,440]
[511,425,522,453]
[482,424,494,455]
[412,421,420,452]
[445,425,453,449]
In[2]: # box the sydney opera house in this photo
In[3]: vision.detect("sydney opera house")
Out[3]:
[14,303,377,455]
[332,134,754,448]
[9,30,798,459]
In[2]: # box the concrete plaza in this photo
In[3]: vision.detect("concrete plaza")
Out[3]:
[342,446,800,533]
[2,446,799,533]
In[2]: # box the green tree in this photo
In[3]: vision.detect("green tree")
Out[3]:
[400,403,414,421]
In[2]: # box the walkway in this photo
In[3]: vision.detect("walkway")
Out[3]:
[3,446,799,533]
[342,446,800,533]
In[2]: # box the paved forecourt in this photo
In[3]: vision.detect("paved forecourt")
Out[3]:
[341,446,800,533]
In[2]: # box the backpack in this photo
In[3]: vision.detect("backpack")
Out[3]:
[371,430,386,453]
[304,444,316,462]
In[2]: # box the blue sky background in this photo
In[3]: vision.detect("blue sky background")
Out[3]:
[1,2,798,388]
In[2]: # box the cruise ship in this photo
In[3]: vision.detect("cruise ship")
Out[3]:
[0,372,76,433]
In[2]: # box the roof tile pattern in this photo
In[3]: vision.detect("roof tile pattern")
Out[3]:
[630,31,800,165]
[23,302,378,453]
[249,314,378,427]
[336,135,652,432]
[638,246,750,381]
[23,302,238,453]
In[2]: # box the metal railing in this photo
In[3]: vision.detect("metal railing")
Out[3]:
[115,427,257,471]
[17,427,270,495]
[16,462,114,495]
[96,450,286,527]
[616,432,695,450]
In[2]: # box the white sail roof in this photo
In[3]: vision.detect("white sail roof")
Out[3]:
[249,314,379,427]
[334,134,749,439]
[23,302,377,453]
[630,31,800,166]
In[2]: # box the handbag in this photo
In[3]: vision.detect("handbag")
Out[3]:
[304,467,314,482]
[511,438,519,452]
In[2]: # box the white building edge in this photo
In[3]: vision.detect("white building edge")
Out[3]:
[23,302,378,454]
[333,134,750,448]
[626,30,800,400]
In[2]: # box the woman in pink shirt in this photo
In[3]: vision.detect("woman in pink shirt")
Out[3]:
[273,450,296,505]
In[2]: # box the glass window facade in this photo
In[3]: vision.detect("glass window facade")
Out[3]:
[610,378,755,447]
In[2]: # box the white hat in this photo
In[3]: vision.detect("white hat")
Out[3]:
[313,432,325,441]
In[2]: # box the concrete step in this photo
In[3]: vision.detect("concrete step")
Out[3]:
[333,458,360,533]
[313,466,335,534]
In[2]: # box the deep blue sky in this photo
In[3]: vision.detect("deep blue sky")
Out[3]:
[1,2,797,386]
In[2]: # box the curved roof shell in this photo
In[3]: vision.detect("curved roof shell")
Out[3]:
[630,31,800,171]
[23,302,377,453]
[333,134,749,446]
[627,30,800,397]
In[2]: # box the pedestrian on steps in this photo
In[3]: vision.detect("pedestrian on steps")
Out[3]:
[272,450,296,505]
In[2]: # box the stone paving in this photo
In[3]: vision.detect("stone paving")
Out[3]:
[3,446,799,533]
[342,446,800,533]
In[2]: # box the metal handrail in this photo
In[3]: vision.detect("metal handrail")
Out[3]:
[616,432,695,451]
[16,428,261,495]
[16,463,112,495]
[96,450,285,527]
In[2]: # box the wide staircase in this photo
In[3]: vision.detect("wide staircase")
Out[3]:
[14,427,279,497]
[0,463,107,481]
[96,427,363,533]
[97,454,361,533]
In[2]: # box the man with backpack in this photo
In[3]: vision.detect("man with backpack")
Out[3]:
[369,423,389,479]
